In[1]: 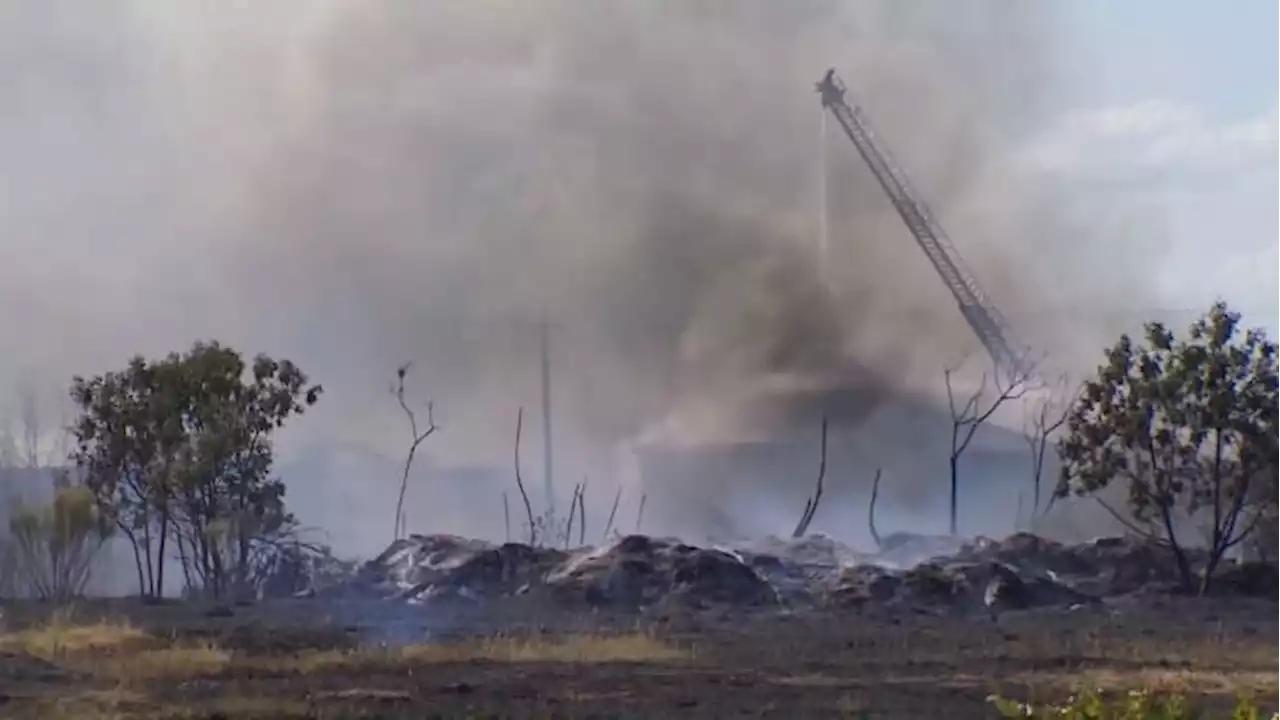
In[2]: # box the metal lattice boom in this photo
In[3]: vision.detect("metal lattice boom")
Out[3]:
[816,68,1034,379]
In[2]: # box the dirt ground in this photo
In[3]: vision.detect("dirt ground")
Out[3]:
[0,596,1275,719]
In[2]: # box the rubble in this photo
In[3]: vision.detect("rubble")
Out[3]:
[294,531,1276,616]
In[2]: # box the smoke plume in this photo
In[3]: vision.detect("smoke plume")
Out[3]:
[3,1,1141,552]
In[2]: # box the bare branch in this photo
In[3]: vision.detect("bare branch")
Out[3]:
[1022,374,1078,522]
[945,356,1035,535]
[1095,497,1165,543]
[576,477,587,547]
[513,407,536,545]
[635,493,647,534]
[391,363,439,542]
[791,417,828,538]
[602,487,622,542]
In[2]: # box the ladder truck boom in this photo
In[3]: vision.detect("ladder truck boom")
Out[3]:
[816,69,1034,380]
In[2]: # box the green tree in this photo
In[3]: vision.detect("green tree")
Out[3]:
[69,341,321,599]
[1055,302,1278,594]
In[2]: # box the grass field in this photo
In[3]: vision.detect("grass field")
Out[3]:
[0,598,1274,719]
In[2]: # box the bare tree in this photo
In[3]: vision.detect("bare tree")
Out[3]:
[1,381,73,473]
[1021,374,1077,527]
[512,408,536,545]
[944,359,1034,535]
[13,381,74,470]
[791,418,828,538]
[391,363,439,542]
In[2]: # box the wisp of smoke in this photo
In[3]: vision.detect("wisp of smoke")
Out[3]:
[1,1,1151,556]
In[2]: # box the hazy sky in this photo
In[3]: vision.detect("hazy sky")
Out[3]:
[0,1,1275,552]
[1040,0,1277,330]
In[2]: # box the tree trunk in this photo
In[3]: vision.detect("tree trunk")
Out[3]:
[121,525,146,597]
[156,510,169,599]
[174,531,193,597]
[1198,552,1222,596]
[949,455,959,536]
[140,521,156,598]
[1159,505,1195,593]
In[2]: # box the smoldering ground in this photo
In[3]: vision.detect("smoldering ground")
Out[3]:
[0,2,1160,556]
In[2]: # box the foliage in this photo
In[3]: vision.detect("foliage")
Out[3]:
[68,340,322,600]
[6,482,110,602]
[989,688,1270,719]
[1055,302,1279,594]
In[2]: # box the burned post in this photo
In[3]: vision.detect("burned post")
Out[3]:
[868,467,883,549]
[513,407,537,545]
[791,417,828,539]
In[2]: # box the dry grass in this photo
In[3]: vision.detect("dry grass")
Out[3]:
[0,616,691,718]
[0,613,232,681]
[0,614,690,683]
[0,614,151,657]
[259,629,690,675]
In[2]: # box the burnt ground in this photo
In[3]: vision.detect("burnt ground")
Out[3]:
[0,596,1275,719]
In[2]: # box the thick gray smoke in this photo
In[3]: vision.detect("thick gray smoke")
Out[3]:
[2,1,1143,554]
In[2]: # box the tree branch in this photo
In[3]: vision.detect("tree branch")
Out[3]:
[391,363,439,542]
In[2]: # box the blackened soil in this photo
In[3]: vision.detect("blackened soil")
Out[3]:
[0,596,1274,719]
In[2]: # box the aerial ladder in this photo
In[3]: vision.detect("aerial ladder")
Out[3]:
[815,69,1036,382]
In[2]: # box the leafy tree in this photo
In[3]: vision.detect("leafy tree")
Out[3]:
[1055,302,1278,594]
[7,480,110,602]
[69,341,322,599]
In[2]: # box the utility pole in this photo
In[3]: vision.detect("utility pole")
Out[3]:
[539,313,555,516]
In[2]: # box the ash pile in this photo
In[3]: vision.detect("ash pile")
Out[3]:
[292,531,1277,615]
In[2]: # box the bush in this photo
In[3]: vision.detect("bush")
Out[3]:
[7,484,109,602]
[989,689,1272,719]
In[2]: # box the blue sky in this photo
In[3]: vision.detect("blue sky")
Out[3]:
[1042,0,1277,331]
[1067,0,1275,115]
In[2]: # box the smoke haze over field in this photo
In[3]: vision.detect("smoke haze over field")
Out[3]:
[4,1,1241,556]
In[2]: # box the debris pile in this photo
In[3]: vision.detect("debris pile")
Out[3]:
[295,531,1276,613]
[950,533,1213,596]
[546,534,779,609]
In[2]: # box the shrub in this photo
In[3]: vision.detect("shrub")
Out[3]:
[7,484,109,602]
[989,689,1271,719]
